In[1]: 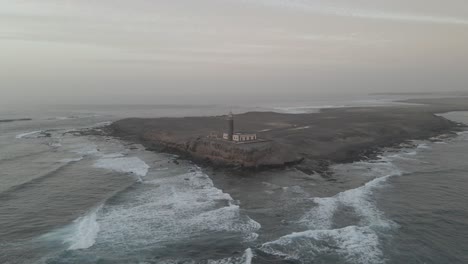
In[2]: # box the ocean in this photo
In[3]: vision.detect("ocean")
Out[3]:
[1,98,468,264]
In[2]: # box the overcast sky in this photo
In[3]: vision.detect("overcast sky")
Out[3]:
[1,0,468,104]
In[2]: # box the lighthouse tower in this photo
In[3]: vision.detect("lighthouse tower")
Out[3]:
[221,111,257,142]
[223,111,234,141]
[227,111,234,141]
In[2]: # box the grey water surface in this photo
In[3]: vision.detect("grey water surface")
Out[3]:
[1,103,467,264]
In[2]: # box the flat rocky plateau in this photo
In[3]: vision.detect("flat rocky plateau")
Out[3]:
[109,97,468,174]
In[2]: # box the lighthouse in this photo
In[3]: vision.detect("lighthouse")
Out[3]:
[225,111,234,141]
[222,112,257,142]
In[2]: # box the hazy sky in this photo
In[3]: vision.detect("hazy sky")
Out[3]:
[1,0,468,104]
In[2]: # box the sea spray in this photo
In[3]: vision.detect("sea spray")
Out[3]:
[93,156,150,177]
[65,205,102,250]
[37,206,103,251]
[244,248,254,264]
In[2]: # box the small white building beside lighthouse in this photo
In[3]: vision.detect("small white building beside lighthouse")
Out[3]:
[232,132,257,142]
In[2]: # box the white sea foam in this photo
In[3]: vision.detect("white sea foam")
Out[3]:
[71,144,100,156]
[64,206,101,250]
[456,131,468,140]
[261,226,383,264]
[289,126,311,131]
[93,156,149,177]
[273,106,322,114]
[273,104,350,114]
[49,142,62,147]
[92,169,260,255]
[50,116,76,120]
[15,130,42,139]
[387,154,420,162]
[60,157,84,163]
[301,158,401,229]
[244,248,253,264]
[417,143,431,150]
[244,232,259,242]
[190,204,261,234]
[90,121,112,128]
[263,154,405,263]
[101,153,125,158]
[207,248,254,264]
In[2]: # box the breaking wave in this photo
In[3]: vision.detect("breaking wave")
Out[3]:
[15,130,43,139]
[59,157,84,163]
[273,106,323,114]
[70,143,100,156]
[93,156,150,177]
[65,206,102,250]
[260,153,405,263]
[39,206,102,251]
[206,248,254,264]
[39,165,260,262]
[261,226,382,264]
[89,168,260,257]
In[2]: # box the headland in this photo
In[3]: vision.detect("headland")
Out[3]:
[108,97,468,174]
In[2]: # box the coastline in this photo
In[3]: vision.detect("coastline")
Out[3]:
[105,97,468,175]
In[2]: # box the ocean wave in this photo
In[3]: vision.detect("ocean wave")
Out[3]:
[190,204,261,234]
[89,168,260,255]
[47,116,78,121]
[101,153,125,158]
[65,206,102,250]
[1,162,74,193]
[15,130,43,139]
[157,248,253,264]
[39,206,102,251]
[260,226,383,264]
[289,126,311,131]
[59,157,84,163]
[0,149,50,164]
[260,154,404,263]
[300,160,400,230]
[49,142,62,148]
[306,156,402,228]
[0,118,32,123]
[456,131,468,140]
[92,121,112,128]
[273,106,331,114]
[70,143,100,156]
[416,143,431,150]
[207,248,254,264]
[93,156,149,177]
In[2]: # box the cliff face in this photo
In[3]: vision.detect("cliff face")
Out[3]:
[141,131,301,168]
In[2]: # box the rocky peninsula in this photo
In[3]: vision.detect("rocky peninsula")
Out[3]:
[108,97,468,174]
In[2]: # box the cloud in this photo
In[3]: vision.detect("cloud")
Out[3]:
[240,0,468,25]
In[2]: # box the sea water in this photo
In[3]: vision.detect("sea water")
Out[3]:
[1,102,468,264]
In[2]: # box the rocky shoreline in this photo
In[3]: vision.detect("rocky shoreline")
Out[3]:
[106,97,468,175]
